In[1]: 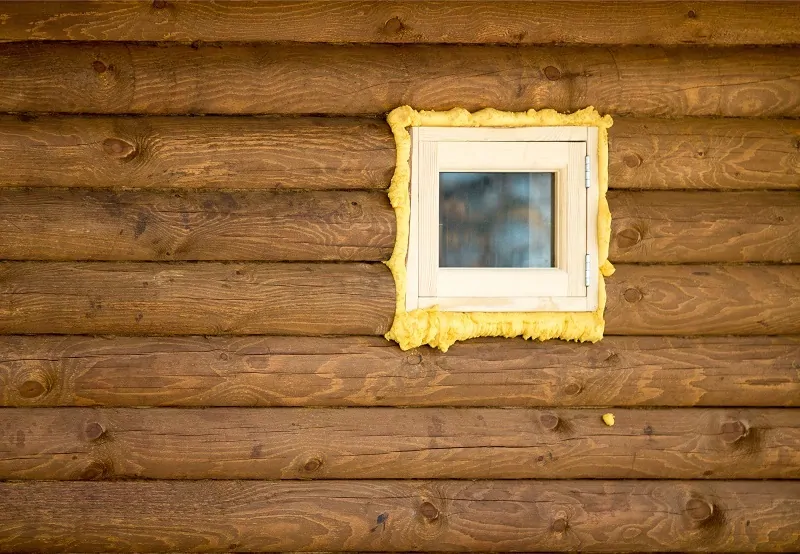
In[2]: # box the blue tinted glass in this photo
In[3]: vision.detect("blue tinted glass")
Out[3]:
[439,172,555,268]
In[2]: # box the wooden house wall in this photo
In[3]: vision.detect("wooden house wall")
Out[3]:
[0,1,798,552]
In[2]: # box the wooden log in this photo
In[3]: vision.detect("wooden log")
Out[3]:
[1,115,796,191]
[605,264,800,336]
[0,262,394,335]
[2,407,797,480]
[0,188,395,262]
[1,1,799,45]
[2,335,797,408]
[609,117,800,190]
[0,114,394,190]
[1,43,798,117]
[1,480,797,552]
[608,191,800,264]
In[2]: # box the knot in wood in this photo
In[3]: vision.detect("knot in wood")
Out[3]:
[102,138,137,159]
[404,353,422,366]
[152,0,168,8]
[623,287,643,303]
[623,153,642,168]
[419,501,439,521]
[616,228,642,249]
[85,422,106,441]
[80,459,113,480]
[18,379,48,399]
[543,66,562,81]
[687,9,698,19]
[720,420,748,444]
[685,497,714,522]
[383,16,406,35]
[303,457,323,473]
[540,413,560,431]
[563,382,582,396]
[92,60,107,74]
[551,517,568,533]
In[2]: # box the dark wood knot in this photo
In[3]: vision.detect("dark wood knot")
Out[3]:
[404,353,422,366]
[687,9,698,19]
[85,422,106,441]
[685,497,714,522]
[419,501,439,521]
[80,459,113,480]
[616,228,642,249]
[623,287,643,303]
[383,16,406,34]
[720,420,748,444]
[152,0,168,8]
[623,153,642,168]
[552,517,568,533]
[540,413,560,431]
[543,66,561,81]
[303,457,323,473]
[102,138,137,159]
[18,379,48,399]
[563,382,582,396]
[92,60,107,73]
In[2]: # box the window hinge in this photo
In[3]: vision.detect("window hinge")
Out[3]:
[585,155,591,188]
[585,254,591,287]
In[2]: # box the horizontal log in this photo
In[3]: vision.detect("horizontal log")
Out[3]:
[0,188,395,261]
[1,263,798,336]
[2,335,798,408]
[2,407,797,480]
[0,262,394,335]
[608,191,800,264]
[609,117,800,190]
[605,264,800,336]
[1,480,797,552]
[0,115,393,190]
[2,1,799,45]
[1,43,798,117]
[1,115,797,191]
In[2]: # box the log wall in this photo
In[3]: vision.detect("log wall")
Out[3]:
[0,2,798,552]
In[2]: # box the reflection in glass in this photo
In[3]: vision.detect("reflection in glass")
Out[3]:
[439,172,555,268]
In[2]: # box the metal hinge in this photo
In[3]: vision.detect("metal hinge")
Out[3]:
[585,155,591,188]
[585,254,591,287]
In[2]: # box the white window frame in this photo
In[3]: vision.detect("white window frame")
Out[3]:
[406,126,599,313]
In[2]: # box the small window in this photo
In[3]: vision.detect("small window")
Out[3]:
[406,126,599,312]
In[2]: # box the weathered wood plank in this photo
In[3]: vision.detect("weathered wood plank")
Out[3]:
[605,264,800,336]
[1,115,796,191]
[0,115,394,190]
[2,1,799,45]
[0,262,394,335]
[2,407,797,480]
[609,117,800,190]
[1,480,798,552]
[2,335,797,408]
[0,263,797,336]
[1,43,798,117]
[0,188,395,261]
[608,191,800,264]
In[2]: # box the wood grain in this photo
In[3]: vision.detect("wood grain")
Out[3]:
[2,115,796,191]
[0,188,395,261]
[0,262,394,335]
[609,117,800,190]
[1,43,799,117]
[608,191,800,263]
[2,335,797,407]
[605,264,800,336]
[1,1,799,45]
[1,480,798,552]
[2,407,797,480]
[0,114,394,190]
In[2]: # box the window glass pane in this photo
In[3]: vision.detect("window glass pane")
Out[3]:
[439,172,555,268]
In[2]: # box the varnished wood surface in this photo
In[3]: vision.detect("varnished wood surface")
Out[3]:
[3,335,797,408]
[1,480,798,552]
[2,43,799,117]
[0,262,394,336]
[609,117,800,190]
[0,115,394,190]
[0,188,395,261]
[2,115,796,191]
[605,264,800,336]
[1,1,799,45]
[608,191,800,264]
[2,407,797,480]
[2,263,797,336]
